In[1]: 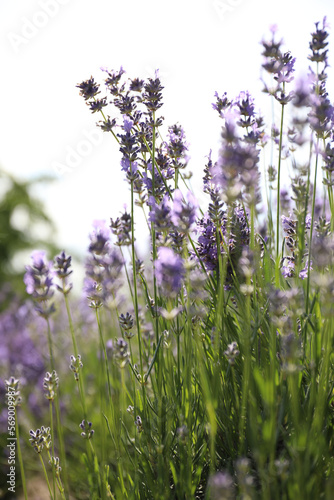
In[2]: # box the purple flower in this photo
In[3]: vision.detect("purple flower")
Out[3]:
[85,220,124,308]
[85,249,124,309]
[212,91,231,117]
[292,76,311,108]
[308,92,334,138]
[196,215,219,271]
[282,214,297,251]
[88,220,111,255]
[165,124,189,170]
[83,279,104,308]
[118,125,140,163]
[123,115,134,133]
[155,247,185,296]
[120,158,138,174]
[143,162,172,200]
[234,91,256,128]
[148,195,172,231]
[110,211,132,246]
[281,257,295,278]
[196,205,250,281]
[207,471,235,500]
[103,66,126,96]
[213,107,260,205]
[76,77,100,101]
[261,28,295,105]
[309,17,329,64]
[53,251,73,295]
[24,251,55,318]
[299,260,312,280]
[142,71,164,113]
[88,97,107,113]
[171,189,198,234]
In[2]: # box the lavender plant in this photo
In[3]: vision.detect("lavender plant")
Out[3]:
[2,17,334,500]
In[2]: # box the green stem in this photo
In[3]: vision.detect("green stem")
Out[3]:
[276,102,285,258]
[62,290,87,418]
[49,401,56,500]
[15,410,27,500]
[46,318,69,496]
[95,308,113,404]
[306,140,319,315]
[39,454,54,500]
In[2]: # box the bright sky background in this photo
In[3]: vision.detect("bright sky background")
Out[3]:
[2,0,334,268]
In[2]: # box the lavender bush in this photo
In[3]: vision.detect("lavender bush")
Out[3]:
[2,17,334,500]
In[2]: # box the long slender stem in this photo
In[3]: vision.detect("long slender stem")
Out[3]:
[46,318,69,496]
[49,401,56,500]
[39,454,54,500]
[276,102,285,258]
[15,410,27,500]
[306,140,319,314]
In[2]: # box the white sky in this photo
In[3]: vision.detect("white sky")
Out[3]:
[1,0,334,264]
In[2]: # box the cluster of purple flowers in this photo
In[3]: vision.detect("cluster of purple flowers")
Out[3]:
[196,205,250,279]
[84,220,124,309]
[261,25,296,105]
[211,92,263,210]
[154,247,185,297]
[148,188,198,239]
[0,301,46,431]
[24,250,56,319]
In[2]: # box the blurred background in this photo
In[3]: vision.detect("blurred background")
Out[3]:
[1,0,334,292]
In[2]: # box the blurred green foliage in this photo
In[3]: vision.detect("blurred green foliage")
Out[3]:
[0,167,57,308]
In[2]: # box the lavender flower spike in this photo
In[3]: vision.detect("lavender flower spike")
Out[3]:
[155,247,185,297]
[171,189,198,234]
[24,250,55,318]
[88,220,111,255]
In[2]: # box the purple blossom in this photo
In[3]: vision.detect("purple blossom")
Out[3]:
[212,91,231,117]
[305,214,312,230]
[0,302,45,384]
[118,125,140,163]
[83,279,104,307]
[261,28,295,105]
[120,158,138,174]
[142,71,164,113]
[143,162,171,200]
[76,77,100,101]
[85,221,124,308]
[110,211,132,246]
[308,92,334,138]
[234,91,256,128]
[196,215,218,271]
[322,142,334,186]
[155,247,185,296]
[103,66,126,96]
[281,257,295,278]
[24,251,55,318]
[196,205,250,280]
[123,115,134,133]
[207,471,235,500]
[309,17,329,64]
[213,107,260,206]
[148,194,172,231]
[85,248,124,309]
[276,55,296,84]
[53,251,73,295]
[0,301,46,431]
[171,189,198,234]
[293,76,311,108]
[88,220,111,255]
[165,124,189,169]
[299,260,312,280]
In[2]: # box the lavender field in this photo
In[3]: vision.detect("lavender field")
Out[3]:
[1,15,334,500]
